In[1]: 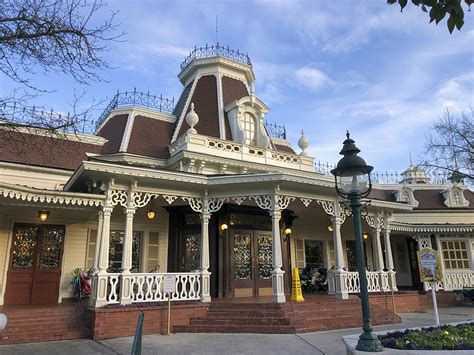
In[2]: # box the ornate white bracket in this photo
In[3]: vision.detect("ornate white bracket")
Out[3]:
[208,198,228,213]
[181,197,203,213]
[130,192,159,209]
[250,194,295,211]
[163,195,178,204]
[232,196,247,205]
[300,198,312,207]
[110,190,128,207]
[316,200,347,224]
[364,214,384,230]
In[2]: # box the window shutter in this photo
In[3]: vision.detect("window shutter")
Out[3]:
[86,229,97,269]
[147,232,160,272]
[295,238,305,268]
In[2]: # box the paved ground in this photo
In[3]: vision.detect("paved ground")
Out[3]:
[1,307,472,355]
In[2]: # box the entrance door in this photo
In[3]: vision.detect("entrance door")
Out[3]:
[5,224,65,305]
[231,229,272,297]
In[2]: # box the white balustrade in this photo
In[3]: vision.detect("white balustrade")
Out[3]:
[443,271,474,291]
[328,271,391,294]
[104,272,202,305]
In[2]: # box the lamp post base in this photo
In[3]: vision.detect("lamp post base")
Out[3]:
[356,331,384,352]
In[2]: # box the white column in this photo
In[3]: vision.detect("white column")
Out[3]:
[270,209,285,303]
[122,208,136,273]
[200,213,211,302]
[373,228,385,272]
[120,207,136,305]
[331,216,345,271]
[92,205,113,307]
[435,234,446,290]
[330,216,348,300]
[93,211,104,270]
[384,228,398,291]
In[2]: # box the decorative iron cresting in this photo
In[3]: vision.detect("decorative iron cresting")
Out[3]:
[96,89,175,129]
[181,44,252,70]
[265,121,286,139]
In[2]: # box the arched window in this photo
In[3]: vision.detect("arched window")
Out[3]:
[241,112,256,146]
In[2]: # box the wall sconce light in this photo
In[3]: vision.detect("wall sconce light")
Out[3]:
[327,223,334,232]
[38,211,50,222]
[283,227,292,242]
[363,232,369,240]
[147,198,156,219]
[220,223,228,238]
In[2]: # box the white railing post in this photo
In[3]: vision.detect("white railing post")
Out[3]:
[120,206,136,305]
[384,226,398,292]
[200,212,211,302]
[331,214,349,299]
[270,207,286,303]
[92,205,113,307]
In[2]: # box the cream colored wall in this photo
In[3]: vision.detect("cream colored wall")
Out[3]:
[0,164,71,190]
[393,211,474,225]
[0,215,12,305]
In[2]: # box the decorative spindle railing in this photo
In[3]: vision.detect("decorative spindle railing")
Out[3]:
[328,271,391,294]
[104,272,202,305]
[265,121,286,139]
[181,44,252,70]
[96,89,175,129]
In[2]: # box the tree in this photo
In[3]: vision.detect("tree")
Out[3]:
[421,109,474,184]
[388,0,473,33]
[0,0,123,135]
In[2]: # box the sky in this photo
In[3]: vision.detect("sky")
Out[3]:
[1,0,473,174]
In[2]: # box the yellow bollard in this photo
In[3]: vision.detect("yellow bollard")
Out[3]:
[290,267,304,302]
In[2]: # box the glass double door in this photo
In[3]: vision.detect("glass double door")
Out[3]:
[231,229,273,297]
[5,224,65,305]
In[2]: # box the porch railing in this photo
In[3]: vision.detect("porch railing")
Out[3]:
[328,271,392,295]
[440,270,474,291]
[103,272,202,305]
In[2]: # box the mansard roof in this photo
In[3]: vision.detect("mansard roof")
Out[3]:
[0,127,105,171]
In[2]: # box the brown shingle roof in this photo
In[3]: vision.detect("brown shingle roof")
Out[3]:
[178,75,219,138]
[274,144,296,154]
[222,76,248,107]
[126,116,174,159]
[368,189,397,202]
[0,129,103,170]
[98,114,128,154]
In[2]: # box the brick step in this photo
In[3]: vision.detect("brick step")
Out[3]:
[173,324,296,334]
[206,310,286,318]
[189,316,291,326]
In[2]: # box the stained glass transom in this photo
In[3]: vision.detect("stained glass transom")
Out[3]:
[441,240,469,269]
[234,233,251,280]
[184,233,201,272]
[39,227,64,269]
[12,227,37,269]
[257,234,272,280]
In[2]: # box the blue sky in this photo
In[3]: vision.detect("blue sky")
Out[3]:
[2,0,473,173]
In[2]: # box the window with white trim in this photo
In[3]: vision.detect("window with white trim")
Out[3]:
[441,240,469,269]
[240,112,256,146]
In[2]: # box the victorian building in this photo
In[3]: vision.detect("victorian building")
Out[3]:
[0,45,473,343]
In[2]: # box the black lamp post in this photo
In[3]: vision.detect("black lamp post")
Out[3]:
[331,131,383,352]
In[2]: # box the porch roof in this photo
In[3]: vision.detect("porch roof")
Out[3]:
[63,160,413,212]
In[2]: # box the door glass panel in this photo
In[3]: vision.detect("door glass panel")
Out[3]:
[38,227,64,269]
[305,240,324,269]
[234,233,251,280]
[257,234,272,280]
[12,227,38,269]
[184,233,201,272]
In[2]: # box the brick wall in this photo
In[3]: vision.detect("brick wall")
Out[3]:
[369,291,462,313]
[88,302,209,340]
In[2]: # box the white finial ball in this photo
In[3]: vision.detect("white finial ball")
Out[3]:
[298,129,309,155]
[185,103,199,134]
[0,313,7,331]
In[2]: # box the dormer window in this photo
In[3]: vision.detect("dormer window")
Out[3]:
[241,112,256,146]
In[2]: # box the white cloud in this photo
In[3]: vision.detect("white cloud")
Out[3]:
[295,67,331,91]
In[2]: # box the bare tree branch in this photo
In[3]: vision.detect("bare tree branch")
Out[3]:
[420,108,474,184]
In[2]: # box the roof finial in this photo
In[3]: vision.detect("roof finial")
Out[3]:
[298,129,309,156]
[215,15,219,46]
[409,152,413,166]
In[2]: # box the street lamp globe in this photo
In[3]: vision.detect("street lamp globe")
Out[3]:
[331,131,383,353]
[331,131,373,198]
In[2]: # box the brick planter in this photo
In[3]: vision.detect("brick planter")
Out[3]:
[87,302,209,340]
